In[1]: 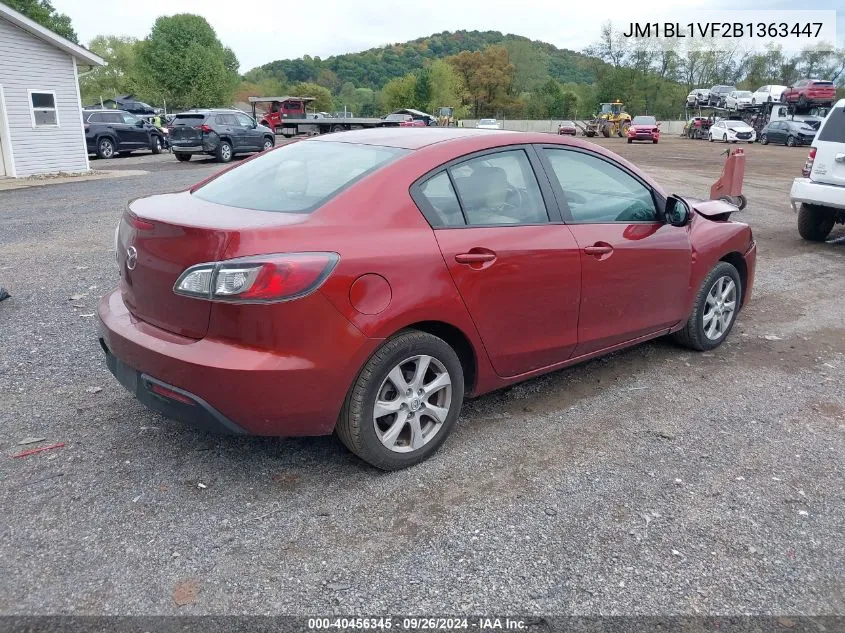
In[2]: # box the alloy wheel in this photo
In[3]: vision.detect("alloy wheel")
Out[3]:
[703,276,737,341]
[373,355,452,453]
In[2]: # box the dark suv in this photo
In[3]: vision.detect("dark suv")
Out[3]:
[84,109,165,159]
[169,110,275,163]
[709,85,737,107]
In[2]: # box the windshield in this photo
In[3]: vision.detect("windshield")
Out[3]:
[193,141,408,213]
[560,120,575,126]
[727,122,749,129]
[632,116,656,125]
[384,114,409,122]
[600,103,622,114]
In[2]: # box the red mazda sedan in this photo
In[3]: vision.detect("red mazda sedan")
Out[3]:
[98,128,756,470]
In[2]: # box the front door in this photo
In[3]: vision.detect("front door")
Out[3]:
[538,146,692,356]
[414,148,582,378]
[117,113,147,148]
[234,113,262,149]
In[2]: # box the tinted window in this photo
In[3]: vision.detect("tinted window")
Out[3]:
[105,112,123,124]
[543,149,657,223]
[812,81,833,86]
[235,113,254,126]
[449,150,548,226]
[121,113,139,124]
[417,172,464,226]
[817,107,845,142]
[193,141,407,213]
[214,114,236,126]
[87,112,105,123]
[173,114,206,126]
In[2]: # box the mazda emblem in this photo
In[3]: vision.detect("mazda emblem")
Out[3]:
[126,246,138,271]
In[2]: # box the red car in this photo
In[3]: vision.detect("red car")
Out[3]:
[558,120,577,135]
[627,115,660,144]
[781,79,836,107]
[98,128,756,470]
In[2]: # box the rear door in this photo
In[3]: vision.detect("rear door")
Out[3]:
[810,103,845,187]
[414,147,582,378]
[537,146,691,356]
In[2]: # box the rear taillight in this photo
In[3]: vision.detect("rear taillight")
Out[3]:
[173,252,339,303]
[802,147,816,177]
[199,124,213,133]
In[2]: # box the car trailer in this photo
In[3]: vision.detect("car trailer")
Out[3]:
[248,96,391,138]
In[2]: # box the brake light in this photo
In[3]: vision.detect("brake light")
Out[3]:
[173,252,339,303]
[802,147,816,177]
[199,124,213,133]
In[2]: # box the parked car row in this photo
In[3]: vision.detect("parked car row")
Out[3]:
[687,80,837,110]
[84,109,165,159]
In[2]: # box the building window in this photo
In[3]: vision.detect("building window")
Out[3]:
[29,91,59,127]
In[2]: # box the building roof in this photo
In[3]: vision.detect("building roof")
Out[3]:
[0,2,104,66]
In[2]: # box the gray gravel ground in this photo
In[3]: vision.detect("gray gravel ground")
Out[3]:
[0,138,843,616]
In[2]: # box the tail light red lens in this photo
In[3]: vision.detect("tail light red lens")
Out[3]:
[199,124,213,133]
[802,147,816,178]
[174,252,339,303]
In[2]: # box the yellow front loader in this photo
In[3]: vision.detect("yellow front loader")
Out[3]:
[584,101,631,138]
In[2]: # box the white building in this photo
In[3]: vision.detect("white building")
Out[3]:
[0,2,104,177]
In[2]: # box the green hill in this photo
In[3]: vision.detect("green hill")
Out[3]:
[251,30,600,91]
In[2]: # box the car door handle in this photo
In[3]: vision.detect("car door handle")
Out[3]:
[584,244,613,256]
[455,252,496,264]
[835,153,845,163]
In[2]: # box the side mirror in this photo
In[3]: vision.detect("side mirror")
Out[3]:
[664,195,691,227]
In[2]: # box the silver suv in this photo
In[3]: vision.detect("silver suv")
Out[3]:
[790,99,845,241]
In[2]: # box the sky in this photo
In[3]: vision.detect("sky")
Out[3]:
[52,0,844,73]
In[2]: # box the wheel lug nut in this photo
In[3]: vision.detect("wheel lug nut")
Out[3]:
[406,389,412,396]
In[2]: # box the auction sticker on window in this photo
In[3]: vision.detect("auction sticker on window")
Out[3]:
[614,10,837,51]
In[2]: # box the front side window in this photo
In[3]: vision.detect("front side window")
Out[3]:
[30,91,58,127]
[448,150,548,226]
[193,140,408,213]
[235,113,254,127]
[121,113,140,125]
[543,149,657,223]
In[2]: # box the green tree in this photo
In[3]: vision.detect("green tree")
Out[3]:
[448,46,514,117]
[414,68,432,110]
[135,14,239,109]
[504,39,549,93]
[427,59,468,117]
[291,82,333,112]
[79,35,140,105]
[380,74,417,112]
[6,0,77,43]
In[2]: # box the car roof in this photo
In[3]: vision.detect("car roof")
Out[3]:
[310,127,521,150]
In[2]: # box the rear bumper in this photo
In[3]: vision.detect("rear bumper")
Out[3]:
[103,346,247,435]
[97,288,379,436]
[790,178,845,212]
[171,145,208,154]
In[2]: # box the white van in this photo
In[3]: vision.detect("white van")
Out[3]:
[789,99,845,241]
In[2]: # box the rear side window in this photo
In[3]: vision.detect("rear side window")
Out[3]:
[173,114,206,126]
[193,141,408,213]
[87,112,104,123]
[418,173,464,226]
[817,107,845,143]
[104,112,123,124]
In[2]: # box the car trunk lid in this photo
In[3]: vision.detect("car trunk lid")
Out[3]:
[170,114,206,145]
[117,191,310,338]
[810,104,845,187]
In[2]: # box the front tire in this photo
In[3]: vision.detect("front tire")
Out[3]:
[151,136,162,154]
[797,203,835,241]
[673,262,742,351]
[786,135,797,147]
[336,330,465,471]
[723,134,728,143]
[215,140,233,163]
[263,136,274,151]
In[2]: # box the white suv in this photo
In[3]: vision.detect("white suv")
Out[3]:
[789,99,845,241]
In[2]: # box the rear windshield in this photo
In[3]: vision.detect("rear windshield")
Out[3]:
[811,81,834,86]
[632,116,656,125]
[193,141,409,213]
[173,114,206,125]
[817,107,845,143]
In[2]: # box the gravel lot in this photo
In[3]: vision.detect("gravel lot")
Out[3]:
[0,136,843,616]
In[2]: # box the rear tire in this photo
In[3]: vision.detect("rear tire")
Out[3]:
[797,204,835,242]
[761,134,768,145]
[336,330,465,471]
[175,153,191,162]
[97,137,115,159]
[215,140,233,163]
[673,262,742,351]
[652,139,658,144]
[627,138,632,144]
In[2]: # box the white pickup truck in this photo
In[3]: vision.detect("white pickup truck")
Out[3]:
[790,99,845,241]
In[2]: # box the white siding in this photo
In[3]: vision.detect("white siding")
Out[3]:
[0,18,89,176]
